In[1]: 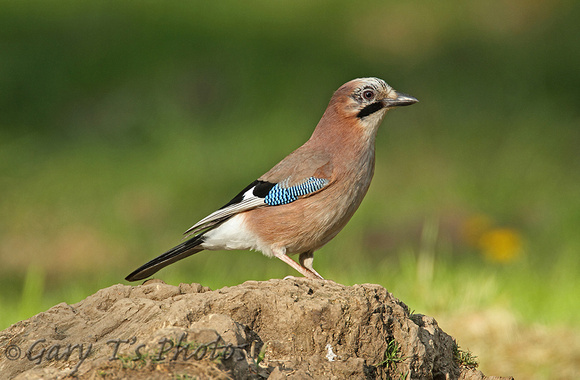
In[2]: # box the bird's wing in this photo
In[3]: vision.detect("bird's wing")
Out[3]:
[183,180,274,236]
[184,152,333,237]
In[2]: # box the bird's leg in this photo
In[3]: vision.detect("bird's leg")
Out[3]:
[273,248,321,279]
[299,251,324,280]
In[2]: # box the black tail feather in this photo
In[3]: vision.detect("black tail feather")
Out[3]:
[125,234,204,282]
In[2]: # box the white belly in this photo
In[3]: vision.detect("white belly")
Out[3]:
[201,213,264,252]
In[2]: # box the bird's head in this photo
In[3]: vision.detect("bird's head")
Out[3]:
[310,77,418,148]
[331,77,418,133]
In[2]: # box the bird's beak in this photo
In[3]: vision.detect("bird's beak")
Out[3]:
[383,92,419,108]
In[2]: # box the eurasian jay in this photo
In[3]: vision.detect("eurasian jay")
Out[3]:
[125,77,418,281]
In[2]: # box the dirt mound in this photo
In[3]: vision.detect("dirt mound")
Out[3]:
[0,278,511,379]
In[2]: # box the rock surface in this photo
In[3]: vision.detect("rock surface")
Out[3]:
[0,278,512,379]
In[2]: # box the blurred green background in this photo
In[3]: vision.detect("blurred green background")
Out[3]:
[1,0,579,378]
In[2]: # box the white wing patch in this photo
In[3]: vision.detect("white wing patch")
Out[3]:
[184,196,265,237]
[241,187,254,200]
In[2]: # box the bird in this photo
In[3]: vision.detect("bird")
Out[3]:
[125,77,418,282]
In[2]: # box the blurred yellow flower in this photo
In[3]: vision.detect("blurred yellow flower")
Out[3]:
[462,215,524,263]
[478,228,523,263]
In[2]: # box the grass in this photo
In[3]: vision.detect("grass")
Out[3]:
[377,339,405,369]
[454,344,479,369]
[376,339,409,380]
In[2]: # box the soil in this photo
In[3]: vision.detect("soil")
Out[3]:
[0,278,513,379]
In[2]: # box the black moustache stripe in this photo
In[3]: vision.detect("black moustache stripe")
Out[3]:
[356,102,383,118]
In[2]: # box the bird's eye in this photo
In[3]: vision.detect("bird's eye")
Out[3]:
[362,90,375,100]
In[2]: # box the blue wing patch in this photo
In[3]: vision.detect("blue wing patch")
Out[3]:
[264,177,329,206]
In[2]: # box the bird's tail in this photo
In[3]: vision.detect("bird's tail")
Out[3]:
[125,234,204,282]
